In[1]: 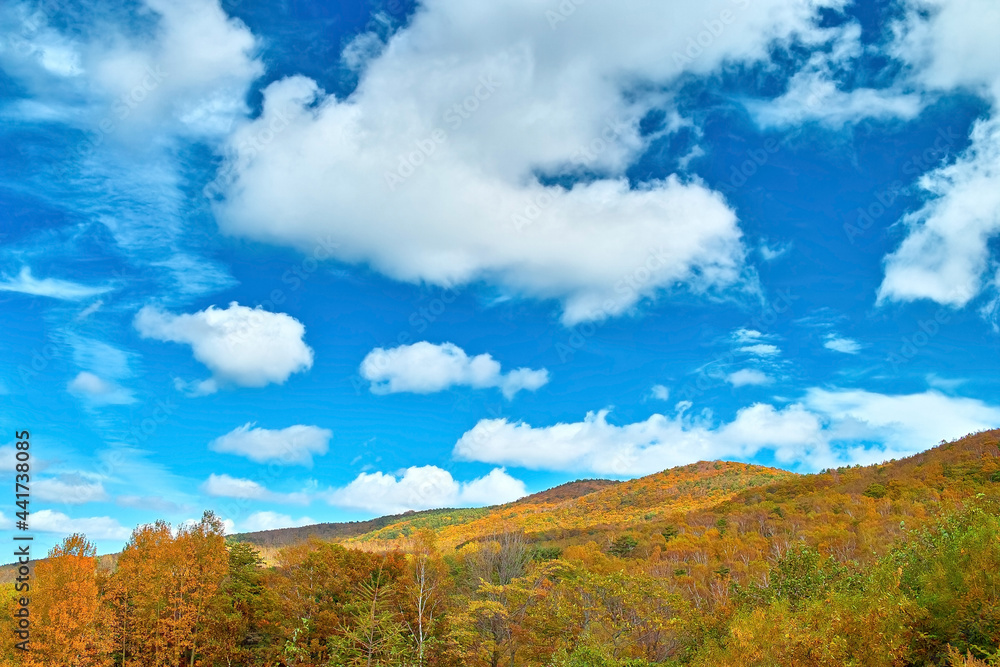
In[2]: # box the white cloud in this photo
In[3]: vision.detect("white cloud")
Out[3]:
[878,115,1000,306]
[753,59,922,128]
[803,387,1000,461]
[327,465,527,515]
[116,495,184,513]
[68,372,137,405]
[876,0,1000,308]
[210,0,846,323]
[75,299,104,320]
[454,389,1000,475]
[0,0,260,306]
[759,243,790,261]
[0,512,12,530]
[0,0,263,137]
[459,468,528,506]
[732,328,766,343]
[925,373,966,392]
[241,511,315,532]
[650,384,670,401]
[0,267,110,301]
[726,368,773,386]
[733,0,1000,317]
[740,343,780,357]
[201,474,268,499]
[200,473,310,505]
[32,509,130,541]
[750,22,922,128]
[33,475,109,504]
[134,302,314,393]
[823,334,861,354]
[890,0,1000,98]
[68,337,133,380]
[360,342,548,398]
[209,423,331,466]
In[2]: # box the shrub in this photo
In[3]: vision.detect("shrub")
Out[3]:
[863,483,887,499]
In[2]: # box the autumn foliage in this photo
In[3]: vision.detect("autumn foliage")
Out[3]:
[5,430,1000,666]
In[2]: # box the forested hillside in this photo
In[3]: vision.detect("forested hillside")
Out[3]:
[5,430,1000,666]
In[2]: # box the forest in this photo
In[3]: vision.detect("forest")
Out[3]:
[4,429,1000,667]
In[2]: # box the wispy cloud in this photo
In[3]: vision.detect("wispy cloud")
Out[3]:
[823,334,862,355]
[740,343,781,357]
[67,371,137,405]
[200,474,311,505]
[0,267,110,301]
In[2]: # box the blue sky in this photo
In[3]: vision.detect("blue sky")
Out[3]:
[3,0,1000,554]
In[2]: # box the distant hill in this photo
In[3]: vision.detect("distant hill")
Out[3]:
[232,478,618,549]
[232,507,488,549]
[251,429,1000,566]
[510,478,620,505]
[341,460,797,551]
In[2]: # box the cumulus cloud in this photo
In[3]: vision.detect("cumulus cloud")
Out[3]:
[726,369,773,387]
[454,389,1000,475]
[32,509,130,541]
[200,474,310,505]
[134,302,314,393]
[209,423,331,466]
[360,342,548,398]
[878,115,1000,306]
[209,0,848,323]
[33,475,109,504]
[68,372,136,405]
[823,334,861,354]
[876,0,1000,308]
[326,465,527,515]
[802,387,1000,458]
[241,511,315,532]
[0,0,262,136]
[0,267,111,301]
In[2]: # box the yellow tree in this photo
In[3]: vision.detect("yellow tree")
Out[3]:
[169,512,230,666]
[107,520,175,667]
[27,533,110,667]
[108,514,230,667]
